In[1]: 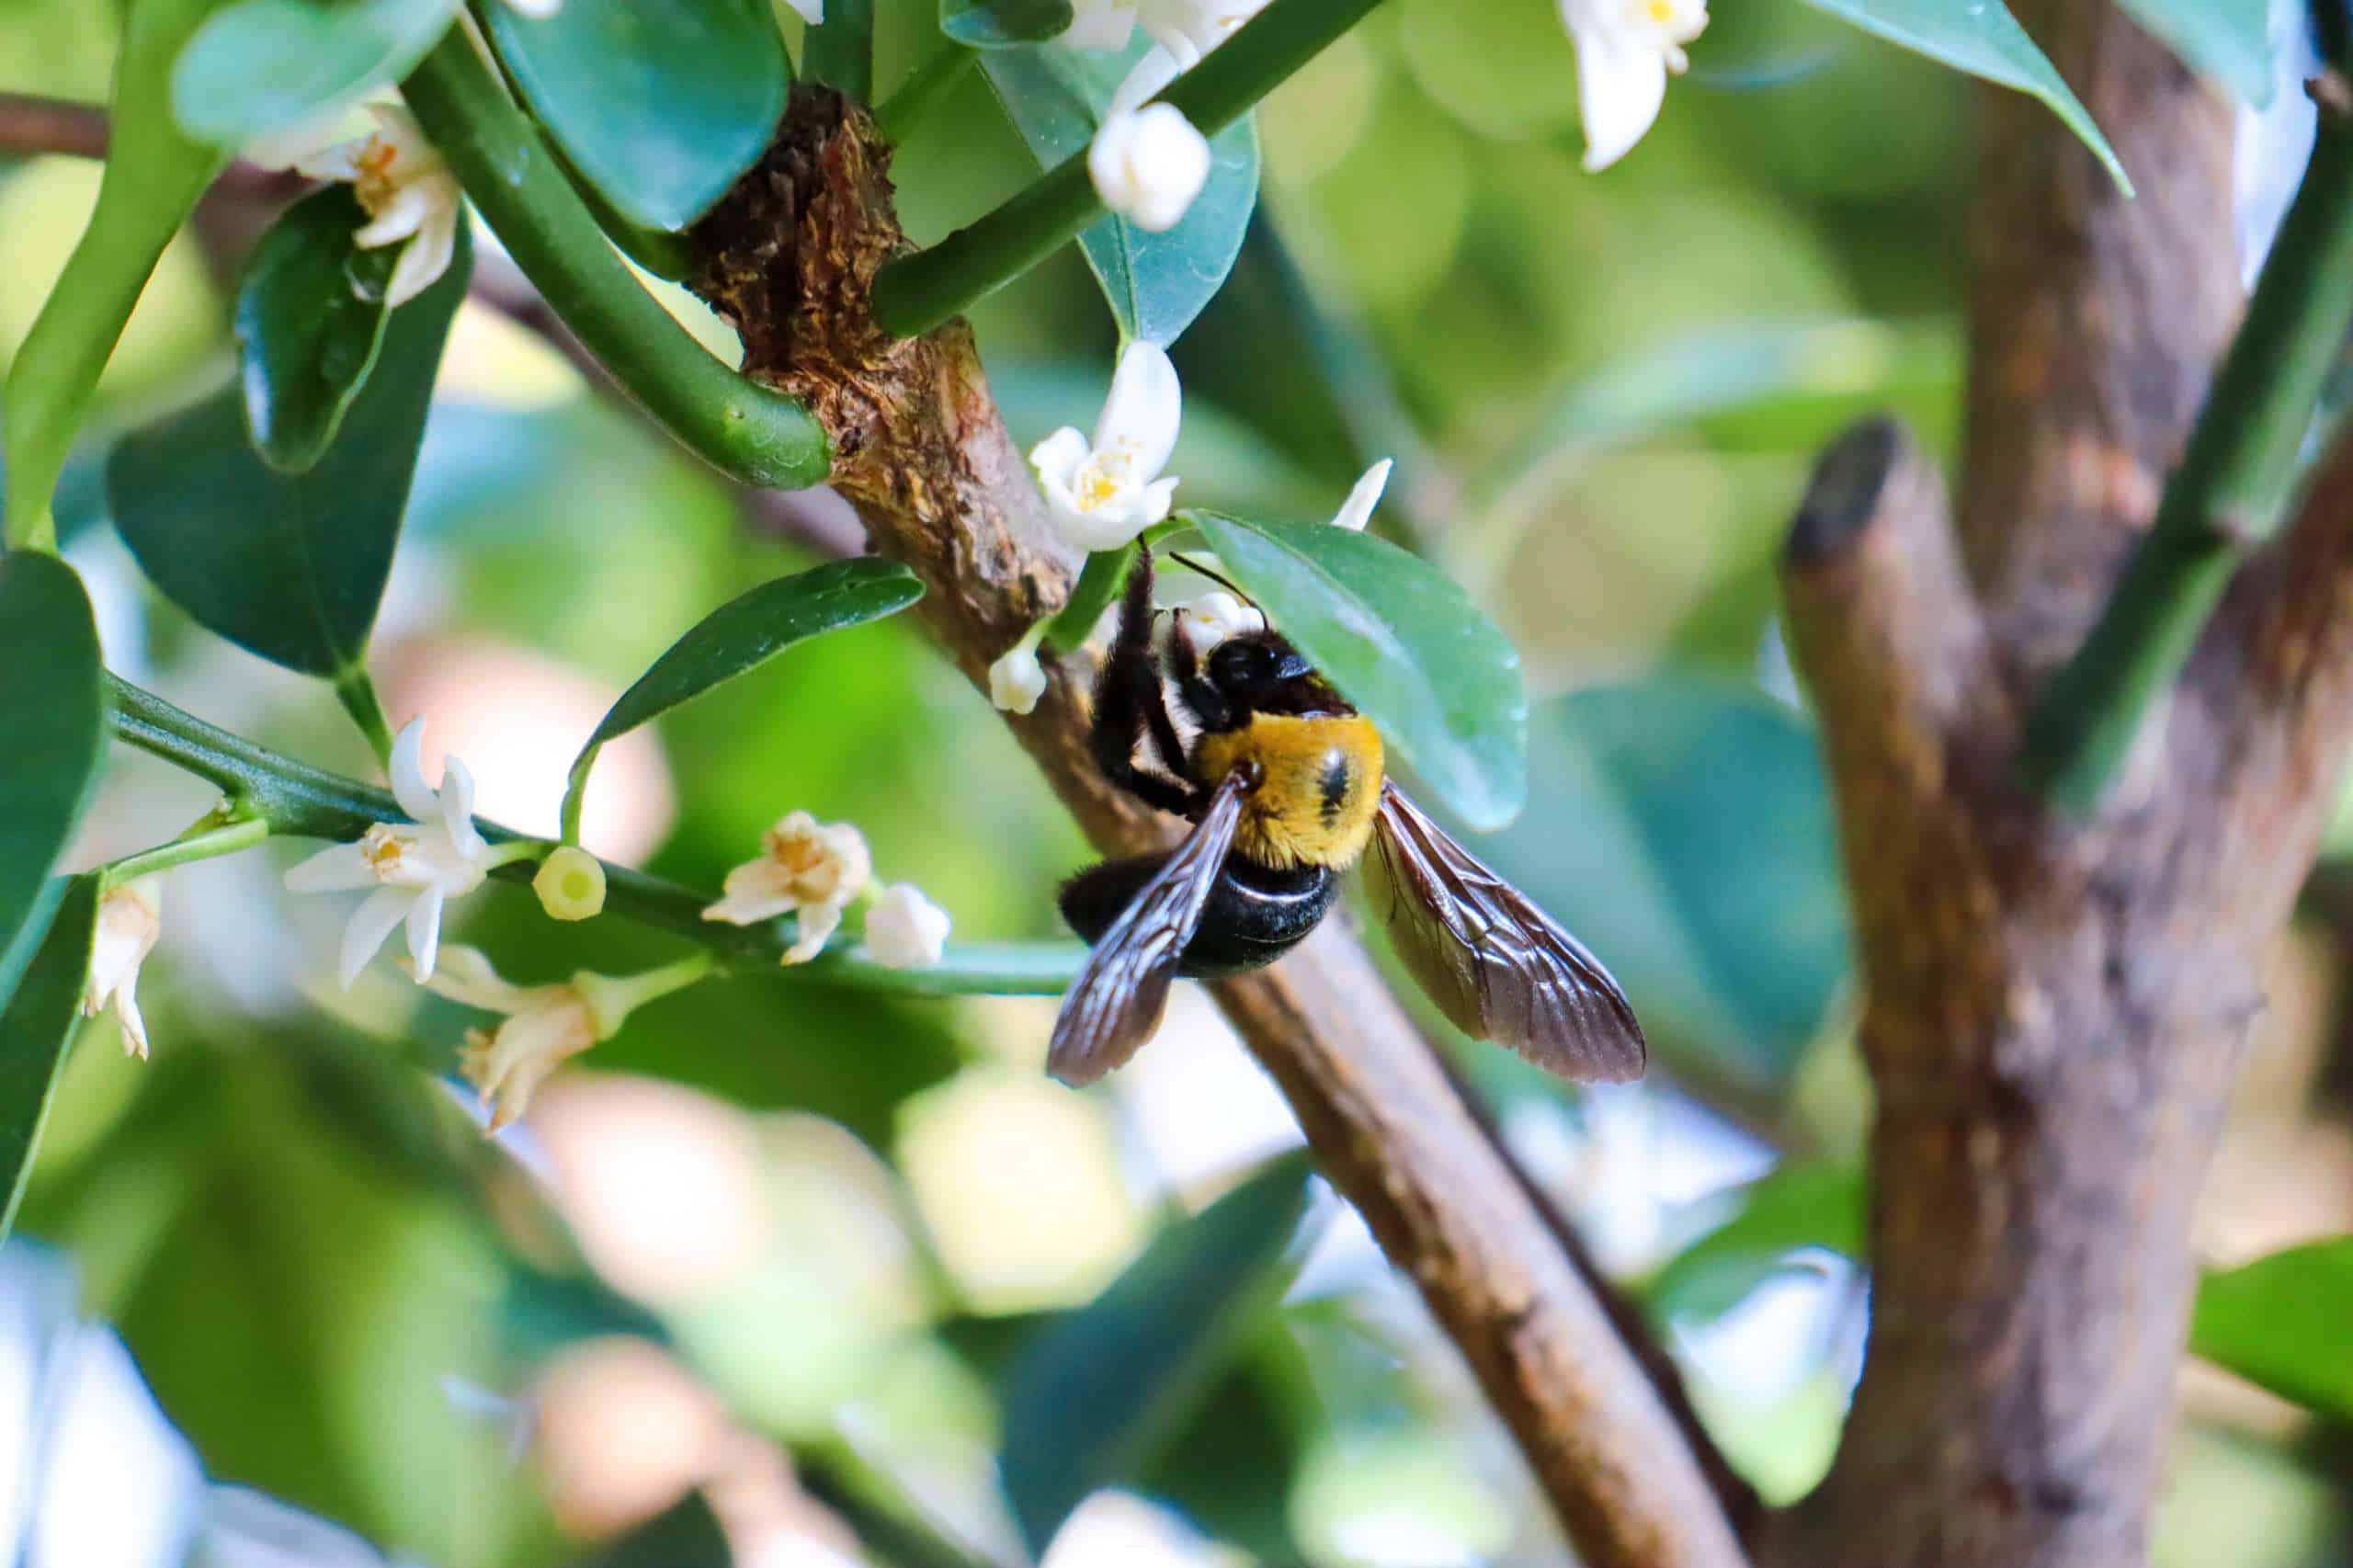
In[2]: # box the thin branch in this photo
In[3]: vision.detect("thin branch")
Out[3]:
[0,90,108,160]
[870,0,1392,337]
[105,675,1082,994]
[2019,83,2353,809]
[688,97,1751,1568]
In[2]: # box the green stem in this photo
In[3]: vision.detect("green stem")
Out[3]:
[559,748,597,847]
[802,0,875,102]
[870,0,1391,337]
[874,43,972,143]
[334,669,396,764]
[103,676,1080,992]
[100,813,269,888]
[399,29,830,489]
[2020,109,2353,809]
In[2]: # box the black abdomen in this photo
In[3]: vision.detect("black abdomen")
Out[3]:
[1060,853,1337,977]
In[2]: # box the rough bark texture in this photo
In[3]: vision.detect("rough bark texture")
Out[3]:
[1765,8,2353,1543]
[688,88,1749,1568]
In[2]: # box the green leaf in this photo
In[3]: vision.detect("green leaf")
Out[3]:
[2118,0,2275,107]
[0,877,98,1244]
[1041,541,1136,653]
[171,0,460,145]
[0,554,104,966]
[484,0,790,233]
[1189,512,1528,830]
[234,187,404,473]
[561,559,925,837]
[999,1152,1320,1552]
[2191,1239,2353,1421]
[3,0,231,551]
[979,41,1260,347]
[1479,677,1849,1090]
[1797,0,2130,193]
[1642,1163,1863,1323]
[107,222,472,678]
[944,0,1074,48]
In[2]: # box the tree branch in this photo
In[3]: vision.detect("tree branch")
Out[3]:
[687,91,1749,1568]
[2021,85,2353,807]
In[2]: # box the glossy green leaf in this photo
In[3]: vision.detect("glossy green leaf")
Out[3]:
[107,222,471,677]
[1477,677,1849,1090]
[171,0,460,144]
[3,0,230,551]
[0,554,104,967]
[0,877,98,1243]
[234,187,404,473]
[999,1152,1320,1552]
[1642,1163,1863,1323]
[1797,0,2129,192]
[484,0,790,233]
[1190,512,1528,830]
[2191,1239,2353,1421]
[979,41,1260,347]
[2119,0,2274,107]
[944,0,1074,47]
[561,559,924,836]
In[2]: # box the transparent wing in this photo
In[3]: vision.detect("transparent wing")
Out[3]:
[1048,771,1250,1087]
[1370,784,1647,1083]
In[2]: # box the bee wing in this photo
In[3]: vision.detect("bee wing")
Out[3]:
[1048,770,1251,1087]
[1370,784,1646,1083]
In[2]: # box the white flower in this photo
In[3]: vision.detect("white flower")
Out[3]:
[285,719,491,988]
[1090,103,1212,232]
[292,104,465,307]
[416,947,601,1131]
[782,0,823,21]
[865,883,950,969]
[1069,0,1266,62]
[701,811,871,964]
[1559,0,1707,172]
[990,642,1049,715]
[501,0,563,15]
[81,878,163,1059]
[1030,342,1183,552]
[1173,590,1264,653]
[1330,458,1392,531]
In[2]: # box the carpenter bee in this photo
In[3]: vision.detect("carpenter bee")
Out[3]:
[1051,545,1648,1087]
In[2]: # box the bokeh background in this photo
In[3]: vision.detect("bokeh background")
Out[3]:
[1,0,2348,1562]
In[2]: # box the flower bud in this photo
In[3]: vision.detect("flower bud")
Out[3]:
[534,846,608,923]
[1088,104,1213,233]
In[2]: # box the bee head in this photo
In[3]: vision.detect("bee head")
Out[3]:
[1204,631,1349,718]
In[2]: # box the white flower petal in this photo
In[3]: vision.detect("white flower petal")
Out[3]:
[354,183,434,250]
[1330,457,1392,530]
[339,886,414,989]
[284,841,378,893]
[381,205,456,308]
[781,0,823,21]
[783,900,842,965]
[115,992,150,1060]
[1094,341,1183,483]
[1091,104,1212,232]
[990,644,1049,715]
[1065,0,1137,49]
[502,0,563,17]
[1030,426,1092,493]
[1107,43,1186,117]
[389,719,438,824]
[866,884,950,969]
[415,944,537,1012]
[1570,18,1669,172]
[288,134,368,184]
[405,887,447,982]
[438,755,486,860]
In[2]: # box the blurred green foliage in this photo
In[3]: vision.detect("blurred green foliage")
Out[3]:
[1,0,2349,1563]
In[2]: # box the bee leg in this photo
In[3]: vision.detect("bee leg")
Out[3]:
[1089,545,1202,817]
[1165,605,1234,736]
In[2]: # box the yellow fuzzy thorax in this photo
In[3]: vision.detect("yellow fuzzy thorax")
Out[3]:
[1195,713,1384,869]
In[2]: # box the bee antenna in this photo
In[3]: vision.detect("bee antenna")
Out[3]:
[1165,552,1256,606]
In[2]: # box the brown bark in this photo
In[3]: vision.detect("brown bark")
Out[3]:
[1772,264,2353,1568]
[687,88,1750,1568]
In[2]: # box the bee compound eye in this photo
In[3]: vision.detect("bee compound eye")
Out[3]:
[1210,640,1274,690]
